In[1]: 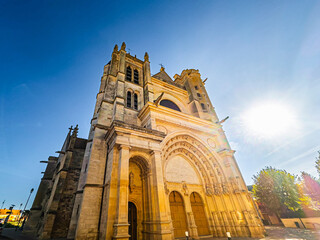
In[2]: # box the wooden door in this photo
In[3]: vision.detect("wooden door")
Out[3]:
[169,191,188,238]
[128,202,137,240]
[190,192,210,236]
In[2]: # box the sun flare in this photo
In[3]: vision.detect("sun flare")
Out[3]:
[240,101,298,139]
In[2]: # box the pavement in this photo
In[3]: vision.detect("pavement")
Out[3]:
[0,228,35,240]
[1,226,320,239]
[262,226,320,240]
[201,227,320,240]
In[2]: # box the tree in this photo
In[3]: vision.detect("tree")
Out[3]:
[253,167,301,218]
[315,151,320,178]
[300,172,320,211]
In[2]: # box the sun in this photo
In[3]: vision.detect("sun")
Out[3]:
[240,101,298,139]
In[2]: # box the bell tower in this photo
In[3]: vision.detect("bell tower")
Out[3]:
[66,43,264,240]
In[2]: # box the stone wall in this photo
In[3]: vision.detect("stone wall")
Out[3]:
[281,218,320,229]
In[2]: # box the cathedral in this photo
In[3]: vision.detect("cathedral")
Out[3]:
[24,42,264,240]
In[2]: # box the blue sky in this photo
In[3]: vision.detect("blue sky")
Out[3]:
[1,0,320,209]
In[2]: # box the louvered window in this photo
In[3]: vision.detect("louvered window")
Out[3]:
[134,93,138,110]
[126,66,132,81]
[127,91,132,108]
[133,70,139,84]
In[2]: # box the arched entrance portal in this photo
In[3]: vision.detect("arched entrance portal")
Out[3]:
[128,202,137,240]
[169,191,188,238]
[190,192,210,236]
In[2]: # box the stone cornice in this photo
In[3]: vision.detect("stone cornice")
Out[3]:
[105,120,165,146]
[138,102,220,130]
[93,123,110,131]
[218,149,235,157]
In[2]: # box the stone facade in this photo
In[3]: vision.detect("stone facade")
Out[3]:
[24,126,87,239]
[25,42,264,239]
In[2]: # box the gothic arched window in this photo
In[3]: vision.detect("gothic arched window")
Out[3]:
[133,69,139,84]
[134,93,138,110]
[127,91,132,108]
[126,66,132,81]
[160,99,181,112]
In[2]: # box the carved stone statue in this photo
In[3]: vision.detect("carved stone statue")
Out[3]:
[129,171,135,193]
[182,181,189,196]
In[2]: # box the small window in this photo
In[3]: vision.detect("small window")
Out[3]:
[133,70,139,84]
[127,91,132,108]
[195,86,198,90]
[201,103,206,111]
[134,93,138,110]
[197,93,201,98]
[126,66,132,81]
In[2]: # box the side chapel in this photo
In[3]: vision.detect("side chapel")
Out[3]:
[25,42,264,240]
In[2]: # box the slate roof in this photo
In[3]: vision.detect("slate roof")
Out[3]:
[152,68,185,89]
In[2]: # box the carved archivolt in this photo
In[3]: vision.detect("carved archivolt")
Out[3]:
[129,154,150,175]
[162,134,235,195]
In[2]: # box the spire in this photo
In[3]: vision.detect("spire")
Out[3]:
[72,124,78,137]
[144,52,149,62]
[68,125,73,135]
[113,44,118,53]
[120,42,126,51]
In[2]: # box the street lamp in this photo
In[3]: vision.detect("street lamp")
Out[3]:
[22,188,34,214]
[16,188,34,230]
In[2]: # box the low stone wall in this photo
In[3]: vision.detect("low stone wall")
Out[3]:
[281,218,320,229]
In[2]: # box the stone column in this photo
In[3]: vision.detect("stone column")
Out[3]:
[145,170,155,239]
[231,210,242,237]
[183,192,198,239]
[217,211,226,236]
[226,211,237,236]
[150,150,172,240]
[186,211,199,240]
[212,211,223,237]
[141,173,150,239]
[113,145,130,240]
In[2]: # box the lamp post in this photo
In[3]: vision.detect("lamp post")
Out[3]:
[17,188,34,230]
[17,203,23,222]
[22,188,34,214]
